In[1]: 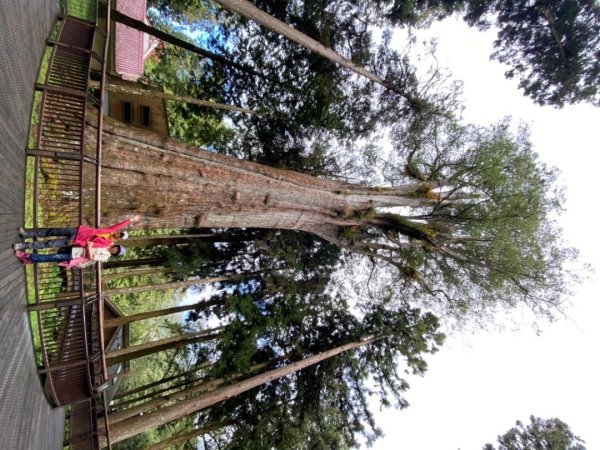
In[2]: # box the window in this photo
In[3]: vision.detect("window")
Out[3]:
[122,101,133,123]
[141,105,151,127]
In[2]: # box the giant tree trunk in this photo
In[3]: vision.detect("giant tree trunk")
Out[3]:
[122,233,247,248]
[92,113,432,249]
[102,337,378,445]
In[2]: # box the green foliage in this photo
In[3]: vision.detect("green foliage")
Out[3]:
[356,118,580,322]
[197,296,444,449]
[143,13,234,147]
[470,0,600,107]
[340,225,363,242]
[384,0,600,106]
[65,0,95,21]
[354,207,377,222]
[211,294,273,375]
[148,0,214,27]
[100,1,585,446]
[383,0,465,26]
[163,241,210,275]
[483,415,587,450]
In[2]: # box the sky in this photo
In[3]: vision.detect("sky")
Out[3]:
[371,18,600,450]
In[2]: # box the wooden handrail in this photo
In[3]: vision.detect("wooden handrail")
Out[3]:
[94,0,111,386]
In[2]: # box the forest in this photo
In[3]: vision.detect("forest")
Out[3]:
[95,0,598,448]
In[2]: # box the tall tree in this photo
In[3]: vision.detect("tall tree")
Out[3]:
[483,415,587,450]
[109,292,445,447]
[110,8,267,80]
[103,257,163,269]
[103,338,379,445]
[189,298,444,449]
[105,279,444,447]
[212,0,422,107]
[89,80,259,115]
[104,298,222,327]
[104,273,262,296]
[384,0,600,106]
[91,113,576,319]
[106,326,224,366]
[108,363,271,425]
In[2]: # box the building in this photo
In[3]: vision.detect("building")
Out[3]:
[100,0,169,136]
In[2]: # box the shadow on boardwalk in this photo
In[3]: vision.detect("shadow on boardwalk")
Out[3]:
[0,0,66,448]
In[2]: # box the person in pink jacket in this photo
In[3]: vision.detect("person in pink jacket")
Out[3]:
[13,215,141,251]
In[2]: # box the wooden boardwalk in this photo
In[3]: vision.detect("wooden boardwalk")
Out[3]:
[0,0,66,448]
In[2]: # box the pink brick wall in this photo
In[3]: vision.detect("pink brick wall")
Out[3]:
[115,0,147,79]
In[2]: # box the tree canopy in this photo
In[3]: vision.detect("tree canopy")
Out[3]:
[384,0,600,106]
[98,0,587,447]
[483,415,587,450]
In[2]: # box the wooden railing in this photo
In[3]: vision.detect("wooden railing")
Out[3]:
[25,0,113,448]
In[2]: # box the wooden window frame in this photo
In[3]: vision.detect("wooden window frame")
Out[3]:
[122,101,133,124]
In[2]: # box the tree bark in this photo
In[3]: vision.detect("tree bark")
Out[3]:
[104,298,222,327]
[212,0,417,103]
[102,337,378,445]
[107,357,285,424]
[105,327,224,366]
[89,80,259,116]
[103,273,251,296]
[90,112,431,247]
[112,363,210,401]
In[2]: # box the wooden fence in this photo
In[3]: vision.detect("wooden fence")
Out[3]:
[24,0,113,448]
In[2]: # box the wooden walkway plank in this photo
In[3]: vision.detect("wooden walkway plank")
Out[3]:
[0,0,66,448]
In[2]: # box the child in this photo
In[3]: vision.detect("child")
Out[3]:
[14,243,125,267]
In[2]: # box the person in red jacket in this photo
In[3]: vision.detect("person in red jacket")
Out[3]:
[13,215,141,251]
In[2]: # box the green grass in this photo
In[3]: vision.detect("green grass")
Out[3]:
[28,311,43,365]
[66,0,96,21]
[24,265,36,304]
[24,157,37,229]
[36,48,52,85]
